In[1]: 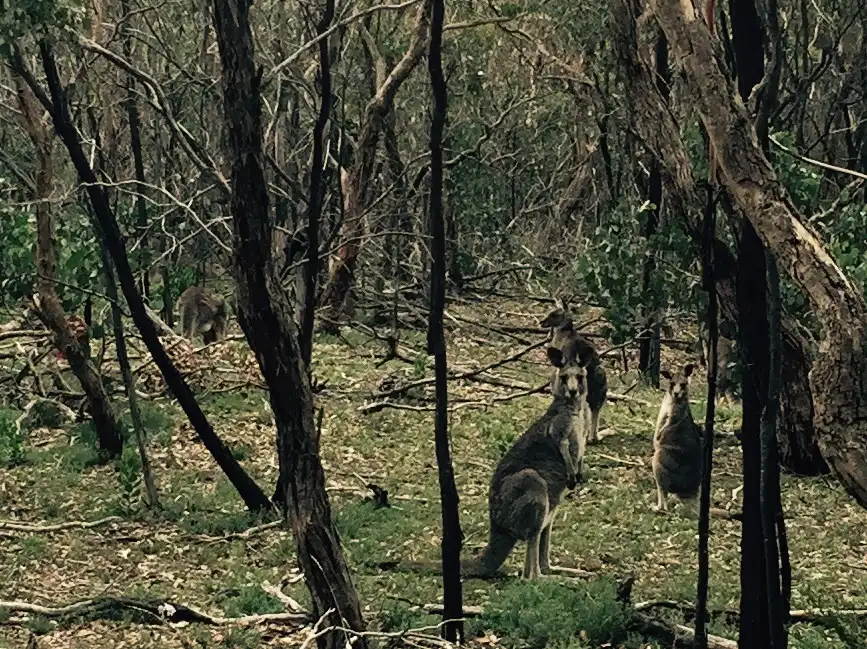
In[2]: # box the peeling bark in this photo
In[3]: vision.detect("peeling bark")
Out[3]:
[611,0,827,476]
[648,0,867,507]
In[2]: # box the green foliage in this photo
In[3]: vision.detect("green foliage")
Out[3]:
[219,628,261,649]
[114,445,142,513]
[25,399,64,429]
[0,408,26,467]
[377,600,438,632]
[472,578,630,648]
[218,585,284,618]
[572,202,699,344]
[0,201,35,304]
[0,0,87,45]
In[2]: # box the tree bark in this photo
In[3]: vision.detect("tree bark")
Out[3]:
[11,46,272,513]
[120,0,151,304]
[210,0,367,645]
[13,72,124,460]
[428,0,463,640]
[318,2,432,331]
[611,0,826,477]
[647,0,867,506]
[694,186,718,649]
[637,32,669,387]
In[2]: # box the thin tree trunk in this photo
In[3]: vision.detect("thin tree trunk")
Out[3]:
[638,33,668,387]
[210,0,367,645]
[694,186,718,649]
[97,226,160,508]
[13,71,124,460]
[318,2,432,331]
[11,46,272,513]
[120,0,150,304]
[428,0,463,640]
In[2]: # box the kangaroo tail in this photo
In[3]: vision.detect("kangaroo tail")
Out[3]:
[381,526,517,578]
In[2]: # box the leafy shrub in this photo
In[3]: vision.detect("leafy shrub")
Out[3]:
[472,578,630,648]
[0,408,26,467]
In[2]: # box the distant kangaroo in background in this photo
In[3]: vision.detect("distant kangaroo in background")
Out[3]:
[396,342,590,580]
[541,303,607,444]
[176,286,228,344]
[653,364,702,514]
[653,364,741,520]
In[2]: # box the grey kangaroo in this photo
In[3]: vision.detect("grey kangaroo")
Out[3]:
[176,286,228,344]
[653,363,702,514]
[398,344,589,579]
[541,303,607,444]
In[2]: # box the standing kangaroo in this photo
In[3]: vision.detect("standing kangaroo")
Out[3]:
[541,304,607,444]
[397,344,590,579]
[176,286,228,344]
[653,364,702,514]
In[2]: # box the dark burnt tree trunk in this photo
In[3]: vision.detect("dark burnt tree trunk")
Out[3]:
[120,0,150,304]
[428,0,463,641]
[211,0,367,645]
[273,0,334,509]
[12,45,272,513]
[638,32,669,387]
[694,186,718,649]
[729,0,786,645]
[13,71,124,460]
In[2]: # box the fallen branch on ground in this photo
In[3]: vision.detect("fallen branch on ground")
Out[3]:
[0,516,122,533]
[0,597,311,626]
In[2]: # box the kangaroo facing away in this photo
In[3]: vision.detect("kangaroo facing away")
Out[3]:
[396,345,589,580]
[653,364,702,514]
[176,286,228,344]
[540,304,607,444]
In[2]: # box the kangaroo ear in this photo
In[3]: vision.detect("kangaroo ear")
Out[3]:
[660,369,673,381]
[547,347,564,368]
[540,308,567,329]
[683,363,696,378]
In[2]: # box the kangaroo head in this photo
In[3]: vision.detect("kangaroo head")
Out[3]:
[661,363,695,404]
[547,347,588,402]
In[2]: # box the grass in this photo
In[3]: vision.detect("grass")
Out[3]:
[1,300,866,648]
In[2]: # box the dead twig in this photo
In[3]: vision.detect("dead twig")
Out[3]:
[0,516,123,533]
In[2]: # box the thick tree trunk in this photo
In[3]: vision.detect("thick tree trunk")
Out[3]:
[318,3,431,331]
[649,0,867,507]
[612,1,826,476]
[13,73,124,460]
[210,0,367,645]
[12,46,272,513]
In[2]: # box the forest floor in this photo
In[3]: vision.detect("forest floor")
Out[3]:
[1,297,866,649]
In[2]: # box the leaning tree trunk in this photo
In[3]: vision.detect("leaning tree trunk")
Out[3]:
[210,0,367,645]
[13,73,124,460]
[318,2,432,332]
[611,0,827,477]
[10,46,272,513]
[649,0,867,507]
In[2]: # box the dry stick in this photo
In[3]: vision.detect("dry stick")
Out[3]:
[0,516,122,532]
[365,339,547,401]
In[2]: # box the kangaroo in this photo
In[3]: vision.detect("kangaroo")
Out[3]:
[176,286,229,344]
[540,303,607,444]
[653,363,703,514]
[396,345,589,580]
